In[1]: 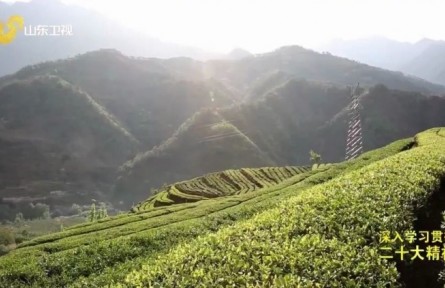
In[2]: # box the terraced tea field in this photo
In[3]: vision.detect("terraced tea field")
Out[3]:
[2,128,444,287]
[126,128,445,287]
[133,166,310,211]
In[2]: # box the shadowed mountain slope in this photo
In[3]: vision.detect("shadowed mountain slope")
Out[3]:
[0,75,139,215]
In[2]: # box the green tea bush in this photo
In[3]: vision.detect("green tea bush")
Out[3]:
[0,137,412,287]
[123,129,445,287]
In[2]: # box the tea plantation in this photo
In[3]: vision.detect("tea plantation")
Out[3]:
[1,128,445,287]
[133,166,310,211]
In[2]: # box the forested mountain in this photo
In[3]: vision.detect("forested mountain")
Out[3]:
[1,45,445,213]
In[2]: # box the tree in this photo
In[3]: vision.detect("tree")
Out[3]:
[96,207,103,220]
[71,203,82,215]
[14,212,24,224]
[101,206,108,219]
[89,202,108,222]
[88,203,96,222]
[97,203,108,220]
[42,206,50,219]
[309,150,322,165]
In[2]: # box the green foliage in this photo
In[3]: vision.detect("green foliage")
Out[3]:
[0,136,411,287]
[124,129,445,287]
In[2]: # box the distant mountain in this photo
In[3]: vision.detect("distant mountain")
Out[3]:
[402,41,445,85]
[204,45,445,96]
[115,80,445,205]
[319,37,423,70]
[7,45,442,148]
[225,48,254,60]
[0,0,222,77]
[321,37,445,86]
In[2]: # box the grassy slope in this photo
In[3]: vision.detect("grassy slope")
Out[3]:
[0,136,412,287]
[124,128,445,287]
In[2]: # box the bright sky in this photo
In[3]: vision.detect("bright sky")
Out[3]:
[3,0,445,53]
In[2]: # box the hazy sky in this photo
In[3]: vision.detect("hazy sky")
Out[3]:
[2,0,445,53]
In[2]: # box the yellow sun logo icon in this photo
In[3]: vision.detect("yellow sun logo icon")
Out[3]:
[0,15,24,45]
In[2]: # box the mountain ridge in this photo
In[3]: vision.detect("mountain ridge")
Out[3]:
[1,46,445,213]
